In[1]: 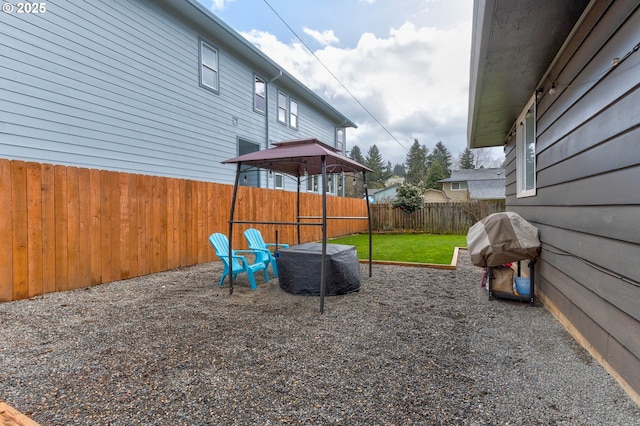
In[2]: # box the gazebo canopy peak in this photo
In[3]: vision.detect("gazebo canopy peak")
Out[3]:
[222,138,372,176]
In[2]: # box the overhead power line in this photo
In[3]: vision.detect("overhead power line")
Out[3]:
[262,0,408,154]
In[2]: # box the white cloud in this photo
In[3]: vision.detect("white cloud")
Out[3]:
[303,27,340,46]
[241,18,497,166]
[241,30,316,82]
[200,0,234,11]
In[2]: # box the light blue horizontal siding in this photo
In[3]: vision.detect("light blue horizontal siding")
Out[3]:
[0,0,230,181]
[0,0,348,186]
[267,85,338,146]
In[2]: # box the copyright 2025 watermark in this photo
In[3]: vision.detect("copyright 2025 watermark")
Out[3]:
[2,2,47,14]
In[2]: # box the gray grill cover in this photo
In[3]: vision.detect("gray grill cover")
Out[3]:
[466,211,541,267]
[276,243,360,296]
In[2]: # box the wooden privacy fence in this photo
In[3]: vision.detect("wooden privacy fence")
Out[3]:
[371,200,505,234]
[0,159,368,302]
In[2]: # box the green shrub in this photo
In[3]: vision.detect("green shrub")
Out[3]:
[392,184,423,214]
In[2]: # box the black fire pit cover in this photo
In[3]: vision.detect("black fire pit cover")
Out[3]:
[276,243,360,296]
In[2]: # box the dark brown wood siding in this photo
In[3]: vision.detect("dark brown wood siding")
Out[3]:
[505,1,640,395]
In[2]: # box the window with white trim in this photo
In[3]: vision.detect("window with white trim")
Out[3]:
[289,99,298,129]
[327,175,336,194]
[336,128,345,153]
[199,39,219,93]
[278,91,287,124]
[516,94,536,197]
[451,182,468,191]
[254,75,265,113]
[306,175,319,192]
[274,173,284,189]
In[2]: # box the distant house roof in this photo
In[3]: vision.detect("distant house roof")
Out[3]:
[439,168,505,200]
[439,168,505,183]
[370,185,399,202]
[467,180,505,200]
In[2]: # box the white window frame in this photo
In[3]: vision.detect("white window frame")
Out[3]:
[516,94,536,197]
[199,39,219,93]
[277,91,288,124]
[254,75,266,113]
[274,173,284,189]
[306,175,319,193]
[327,174,336,194]
[451,182,468,191]
[289,98,298,129]
[336,128,345,153]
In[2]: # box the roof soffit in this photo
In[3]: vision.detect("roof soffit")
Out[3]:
[468,0,591,148]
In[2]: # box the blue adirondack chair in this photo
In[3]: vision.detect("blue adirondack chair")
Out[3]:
[243,228,289,278]
[208,233,269,289]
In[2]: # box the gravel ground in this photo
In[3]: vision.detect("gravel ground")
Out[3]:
[1,251,638,425]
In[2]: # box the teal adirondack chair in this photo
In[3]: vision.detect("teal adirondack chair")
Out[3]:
[208,233,269,289]
[243,228,289,278]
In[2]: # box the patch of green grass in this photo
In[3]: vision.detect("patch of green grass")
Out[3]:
[327,233,467,264]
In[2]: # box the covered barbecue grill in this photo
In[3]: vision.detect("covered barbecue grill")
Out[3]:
[467,211,541,305]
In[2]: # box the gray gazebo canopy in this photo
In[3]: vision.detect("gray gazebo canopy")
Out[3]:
[222,138,373,313]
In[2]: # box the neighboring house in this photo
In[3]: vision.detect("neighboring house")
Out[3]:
[439,168,505,201]
[371,184,451,204]
[372,186,451,204]
[423,189,450,203]
[468,0,639,402]
[370,185,398,203]
[0,0,355,194]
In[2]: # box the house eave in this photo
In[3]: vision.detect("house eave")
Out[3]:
[467,0,592,149]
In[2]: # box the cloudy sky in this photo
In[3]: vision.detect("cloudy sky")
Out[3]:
[197,0,501,168]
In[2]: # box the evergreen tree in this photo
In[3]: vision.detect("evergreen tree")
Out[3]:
[349,145,365,165]
[365,145,387,188]
[392,184,424,214]
[459,148,476,169]
[425,159,446,190]
[428,141,452,178]
[405,139,429,186]
[393,163,406,177]
[384,161,393,182]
